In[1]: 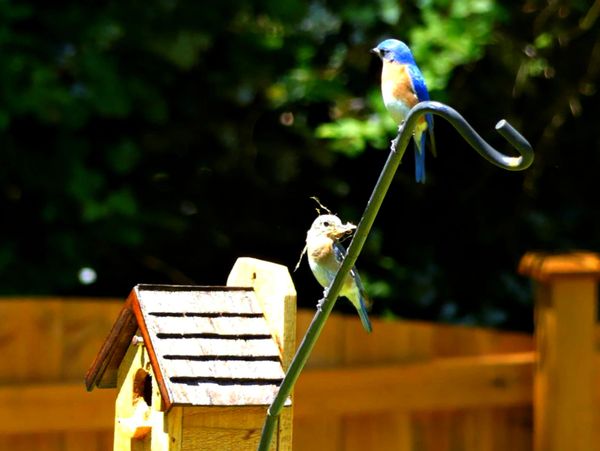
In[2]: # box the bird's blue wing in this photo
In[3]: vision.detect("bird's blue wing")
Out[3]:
[407,64,434,132]
[408,64,436,181]
[407,65,430,102]
[332,241,361,283]
[332,239,347,265]
[332,240,372,332]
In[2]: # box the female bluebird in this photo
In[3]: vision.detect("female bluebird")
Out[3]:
[372,38,436,183]
[304,214,372,333]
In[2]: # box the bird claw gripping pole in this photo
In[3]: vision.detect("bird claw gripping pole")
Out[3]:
[257,101,533,451]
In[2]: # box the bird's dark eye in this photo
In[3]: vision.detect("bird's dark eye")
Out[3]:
[323,221,330,227]
[380,49,388,56]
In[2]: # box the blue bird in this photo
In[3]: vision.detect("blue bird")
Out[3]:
[372,38,436,183]
[304,214,372,333]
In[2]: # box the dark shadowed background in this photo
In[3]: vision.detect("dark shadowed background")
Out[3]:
[1,0,599,331]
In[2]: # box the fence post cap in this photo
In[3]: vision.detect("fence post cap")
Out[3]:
[518,251,600,282]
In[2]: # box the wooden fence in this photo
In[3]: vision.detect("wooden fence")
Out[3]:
[0,251,598,450]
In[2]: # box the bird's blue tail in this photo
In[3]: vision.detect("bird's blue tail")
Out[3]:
[357,294,372,333]
[414,134,426,183]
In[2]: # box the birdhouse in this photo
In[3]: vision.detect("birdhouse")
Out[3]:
[85,258,296,450]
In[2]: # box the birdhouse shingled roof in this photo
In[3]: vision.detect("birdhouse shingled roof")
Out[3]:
[85,284,287,410]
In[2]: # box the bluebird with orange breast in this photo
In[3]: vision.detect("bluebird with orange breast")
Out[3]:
[303,214,372,333]
[371,39,436,183]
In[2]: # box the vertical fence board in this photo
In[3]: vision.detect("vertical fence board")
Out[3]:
[345,412,413,451]
[0,299,121,451]
[0,432,63,451]
[61,301,123,380]
[292,416,342,450]
[0,301,61,382]
[519,252,600,451]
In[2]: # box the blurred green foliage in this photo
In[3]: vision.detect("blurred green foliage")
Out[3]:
[1,0,599,331]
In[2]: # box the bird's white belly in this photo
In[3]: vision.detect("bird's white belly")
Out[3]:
[382,91,411,124]
[307,256,331,283]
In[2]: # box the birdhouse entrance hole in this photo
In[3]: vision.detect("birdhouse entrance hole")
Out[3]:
[133,368,152,407]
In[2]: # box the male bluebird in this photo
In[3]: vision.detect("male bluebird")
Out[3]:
[304,214,372,333]
[371,38,436,183]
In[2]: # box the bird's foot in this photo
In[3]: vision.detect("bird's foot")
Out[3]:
[316,297,326,311]
[391,122,405,153]
[316,288,329,310]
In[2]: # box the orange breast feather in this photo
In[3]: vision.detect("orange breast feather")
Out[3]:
[382,63,419,108]
[308,237,333,264]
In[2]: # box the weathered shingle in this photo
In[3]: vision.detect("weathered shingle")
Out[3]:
[86,284,288,409]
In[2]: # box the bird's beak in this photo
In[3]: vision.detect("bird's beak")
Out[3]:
[333,222,356,239]
[370,47,380,56]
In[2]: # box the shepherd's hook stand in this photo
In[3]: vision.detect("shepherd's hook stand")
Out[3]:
[257,101,534,451]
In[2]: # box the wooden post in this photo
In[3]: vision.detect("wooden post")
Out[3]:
[519,251,600,451]
[227,257,297,372]
[227,257,297,450]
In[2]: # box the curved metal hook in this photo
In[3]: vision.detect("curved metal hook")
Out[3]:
[400,101,534,171]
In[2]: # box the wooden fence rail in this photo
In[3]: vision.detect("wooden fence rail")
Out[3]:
[0,251,599,450]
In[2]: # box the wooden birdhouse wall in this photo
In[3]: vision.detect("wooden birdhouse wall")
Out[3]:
[114,337,182,450]
[113,333,289,451]
[177,405,289,451]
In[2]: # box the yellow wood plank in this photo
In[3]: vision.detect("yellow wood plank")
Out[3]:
[181,406,267,429]
[64,430,111,451]
[297,310,345,367]
[459,409,494,451]
[150,405,183,451]
[594,408,600,451]
[226,257,297,371]
[343,412,413,451]
[298,310,533,369]
[519,251,600,281]
[413,411,451,451]
[180,427,262,451]
[293,416,342,451]
[0,433,63,451]
[342,414,378,451]
[502,406,533,451]
[430,321,533,357]
[534,278,597,451]
[0,383,115,433]
[0,301,62,382]
[341,315,435,365]
[277,406,293,451]
[165,407,184,451]
[294,353,534,418]
[114,342,153,451]
[180,406,270,451]
[62,300,123,380]
[227,258,296,450]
